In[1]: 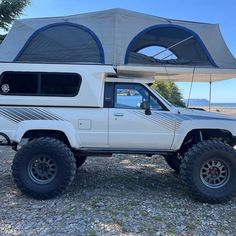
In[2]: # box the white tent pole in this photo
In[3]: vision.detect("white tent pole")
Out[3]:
[152,24,216,60]
[187,66,196,108]
[162,53,174,60]
[209,75,212,112]
[152,35,194,58]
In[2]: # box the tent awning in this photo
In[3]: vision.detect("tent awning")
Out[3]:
[117,65,236,82]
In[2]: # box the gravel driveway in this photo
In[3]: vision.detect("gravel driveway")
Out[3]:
[0,146,236,236]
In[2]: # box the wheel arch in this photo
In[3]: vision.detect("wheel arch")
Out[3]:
[178,128,234,153]
[14,120,81,149]
[22,129,71,147]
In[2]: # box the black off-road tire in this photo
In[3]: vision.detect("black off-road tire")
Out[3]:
[12,137,76,199]
[180,140,236,204]
[74,154,87,168]
[165,154,181,174]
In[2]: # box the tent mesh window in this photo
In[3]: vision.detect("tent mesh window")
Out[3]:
[15,24,104,63]
[126,26,215,67]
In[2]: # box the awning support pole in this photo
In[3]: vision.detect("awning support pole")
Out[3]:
[187,66,196,108]
[209,75,212,112]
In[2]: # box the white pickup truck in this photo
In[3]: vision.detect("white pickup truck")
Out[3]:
[0,62,236,203]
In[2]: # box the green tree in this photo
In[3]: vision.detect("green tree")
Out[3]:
[151,80,185,107]
[0,0,30,42]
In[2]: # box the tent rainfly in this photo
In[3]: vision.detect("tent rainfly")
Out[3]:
[0,8,236,82]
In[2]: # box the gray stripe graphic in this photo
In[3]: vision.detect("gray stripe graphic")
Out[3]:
[0,108,63,123]
[130,110,176,131]
[128,110,236,132]
[0,110,20,123]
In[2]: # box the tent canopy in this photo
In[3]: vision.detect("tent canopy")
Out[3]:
[116,65,236,82]
[0,8,236,81]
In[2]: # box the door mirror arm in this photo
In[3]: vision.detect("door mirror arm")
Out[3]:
[140,101,152,115]
[145,108,151,115]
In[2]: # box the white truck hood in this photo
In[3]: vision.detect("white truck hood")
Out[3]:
[177,108,236,121]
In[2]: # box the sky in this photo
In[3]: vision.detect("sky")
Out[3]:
[18,0,236,103]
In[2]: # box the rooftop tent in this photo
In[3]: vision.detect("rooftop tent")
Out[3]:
[0,8,236,81]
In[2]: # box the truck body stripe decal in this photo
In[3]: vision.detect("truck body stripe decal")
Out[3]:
[128,110,236,131]
[0,108,63,123]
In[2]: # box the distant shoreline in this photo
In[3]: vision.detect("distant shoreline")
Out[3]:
[193,106,236,116]
[184,101,236,110]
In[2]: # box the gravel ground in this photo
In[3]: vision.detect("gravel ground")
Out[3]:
[0,146,236,236]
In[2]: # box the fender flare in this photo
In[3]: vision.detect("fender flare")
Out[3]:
[14,120,81,149]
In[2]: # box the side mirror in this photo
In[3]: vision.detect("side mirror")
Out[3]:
[140,101,151,115]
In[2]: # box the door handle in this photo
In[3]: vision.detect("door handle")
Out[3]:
[114,113,124,117]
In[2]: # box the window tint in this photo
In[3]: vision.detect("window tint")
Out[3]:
[41,73,80,96]
[114,83,164,110]
[0,72,38,95]
[0,72,81,96]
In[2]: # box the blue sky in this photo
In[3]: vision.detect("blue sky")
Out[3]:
[20,0,236,103]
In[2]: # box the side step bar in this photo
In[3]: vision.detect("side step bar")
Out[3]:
[79,147,175,156]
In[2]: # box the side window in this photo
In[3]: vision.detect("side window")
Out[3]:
[0,72,38,95]
[149,94,163,110]
[0,72,81,96]
[114,83,164,110]
[115,84,145,109]
[41,73,80,96]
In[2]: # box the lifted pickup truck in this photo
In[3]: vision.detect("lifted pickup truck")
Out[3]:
[0,63,236,203]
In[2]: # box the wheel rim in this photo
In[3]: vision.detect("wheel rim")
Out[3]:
[200,160,230,189]
[28,155,57,185]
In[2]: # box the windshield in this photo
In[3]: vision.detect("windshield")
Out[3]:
[148,85,175,108]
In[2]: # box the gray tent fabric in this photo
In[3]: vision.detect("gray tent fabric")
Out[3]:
[0,8,236,69]
[16,23,104,63]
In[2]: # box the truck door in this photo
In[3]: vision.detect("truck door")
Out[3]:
[106,82,175,149]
